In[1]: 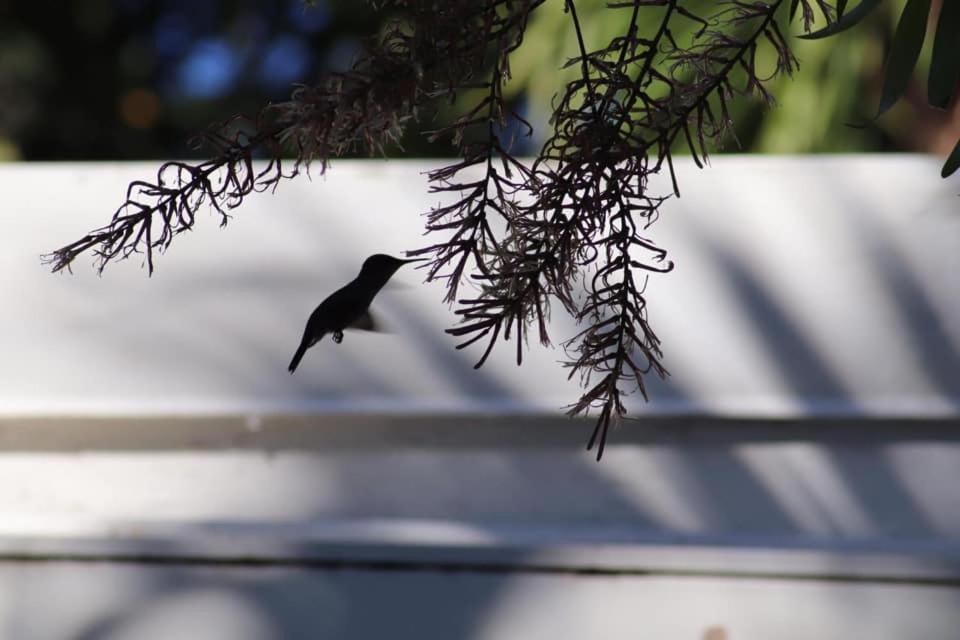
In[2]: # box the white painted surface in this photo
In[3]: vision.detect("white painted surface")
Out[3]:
[0,431,955,547]
[1,157,959,638]
[1,562,958,640]
[2,156,959,416]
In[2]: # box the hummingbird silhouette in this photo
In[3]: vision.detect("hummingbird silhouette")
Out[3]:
[288,254,423,373]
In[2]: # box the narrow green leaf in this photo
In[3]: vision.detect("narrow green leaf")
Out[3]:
[790,0,800,21]
[941,137,960,178]
[929,0,960,109]
[799,0,884,40]
[878,0,932,116]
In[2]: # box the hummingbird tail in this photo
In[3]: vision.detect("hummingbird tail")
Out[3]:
[288,331,327,373]
[288,341,309,374]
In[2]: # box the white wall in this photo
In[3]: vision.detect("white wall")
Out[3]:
[1,157,960,639]
[2,156,959,417]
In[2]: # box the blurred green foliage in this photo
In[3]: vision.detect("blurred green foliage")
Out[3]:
[509,0,957,157]
[0,0,955,161]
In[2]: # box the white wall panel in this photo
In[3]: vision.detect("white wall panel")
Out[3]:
[1,157,959,638]
[2,156,958,416]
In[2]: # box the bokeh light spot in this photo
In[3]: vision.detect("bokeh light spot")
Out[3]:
[258,35,310,89]
[176,38,241,99]
[153,13,192,58]
[119,88,161,129]
[289,0,330,32]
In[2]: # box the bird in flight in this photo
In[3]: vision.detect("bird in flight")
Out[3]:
[288,254,424,373]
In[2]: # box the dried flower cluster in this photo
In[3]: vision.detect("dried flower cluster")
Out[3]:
[46,0,843,458]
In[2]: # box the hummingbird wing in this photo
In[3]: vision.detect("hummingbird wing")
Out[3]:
[347,309,382,332]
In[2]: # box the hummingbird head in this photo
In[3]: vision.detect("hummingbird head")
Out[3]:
[358,254,425,283]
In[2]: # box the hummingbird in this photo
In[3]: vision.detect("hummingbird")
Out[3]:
[288,254,424,373]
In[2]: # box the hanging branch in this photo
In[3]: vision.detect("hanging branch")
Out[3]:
[46,0,846,458]
[445,0,805,458]
[410,1,544,303]
[43,118,289,275]
[44,0,544,275]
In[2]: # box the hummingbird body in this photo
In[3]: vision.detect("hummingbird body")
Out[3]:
[288,254,421,373]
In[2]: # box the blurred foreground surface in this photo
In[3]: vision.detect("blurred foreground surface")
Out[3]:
[0,157,959,638]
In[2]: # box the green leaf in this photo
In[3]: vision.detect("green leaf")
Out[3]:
[942,137,960,178]
[790,0,800,21]
[929,0,960,109]
[878,0,932,116]
[799,0,884,40]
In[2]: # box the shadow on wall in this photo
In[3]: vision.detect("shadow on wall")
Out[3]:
[12,159,960,638]
[41,428,960,640]
[48,559,513,639]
